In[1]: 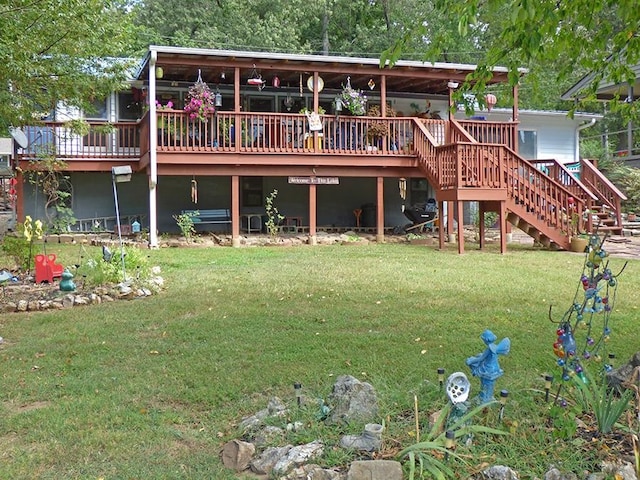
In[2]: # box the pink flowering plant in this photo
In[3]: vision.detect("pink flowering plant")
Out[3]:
[184,76,215,122]
[339,77,367,115]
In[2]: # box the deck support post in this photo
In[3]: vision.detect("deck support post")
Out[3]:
[231,175,240,247]
[499,201,507,254]
[457,200,464,254]
[309,183,317,245]
[438,200,445,250]
[376,177,384,243]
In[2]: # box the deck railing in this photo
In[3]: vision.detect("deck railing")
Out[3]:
[18,122,140,160]
[458,119,518,151]
[154,110,449,156]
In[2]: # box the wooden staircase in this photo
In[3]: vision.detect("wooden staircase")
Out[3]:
[411,119,626,250]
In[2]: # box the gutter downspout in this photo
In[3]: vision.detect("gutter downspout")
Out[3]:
[575,118,596,163]
[148,50,159,248]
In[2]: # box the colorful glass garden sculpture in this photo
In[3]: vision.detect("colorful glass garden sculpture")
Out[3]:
[551,233,627,383]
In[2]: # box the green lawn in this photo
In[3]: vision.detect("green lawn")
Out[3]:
[1,242,638,479]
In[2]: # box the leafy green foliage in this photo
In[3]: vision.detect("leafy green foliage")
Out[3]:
[0,0,135,133]
[548,404,578,440]
[81,245,155,288]
[0,234,30,272]
[398,402,507,480]
[568,367,633,435]
[173,211,198,242]
[264,189,284,237]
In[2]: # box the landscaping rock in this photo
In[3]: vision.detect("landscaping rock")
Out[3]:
[250,445,292,475]
[253,425,285,447]
[240,396,288,432]
[606,352,640,390]
[544,467,578,480]
[273,440,324,474]
[327,375,378,424]
[346,460,403,480]
[601,461,638,480]
[221,439,255,472]
[281,464,344,479]
[474,465,519,480]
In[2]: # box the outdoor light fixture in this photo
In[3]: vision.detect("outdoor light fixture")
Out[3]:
[447,80,459,89]
[214,86,223,107]
[294,382,302,407]
[499,389,509,421]
[544,374,553,402]
[111,165,132,284]
[444,430,455,461]
[438,367,445,390]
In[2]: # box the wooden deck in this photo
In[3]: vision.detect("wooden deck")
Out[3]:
[15,113,625,252]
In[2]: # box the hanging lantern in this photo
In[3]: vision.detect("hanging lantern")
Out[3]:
[215,86,223,107]
[485,93,497,111]
[272,75,281,88]
[368,78,376,90]
[155,66,164,79]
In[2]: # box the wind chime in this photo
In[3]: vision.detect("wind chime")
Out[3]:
[191,177,198,204]
[399,178,407,212]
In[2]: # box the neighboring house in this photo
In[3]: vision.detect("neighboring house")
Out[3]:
[10,46,625,253]
[562,63,640,164]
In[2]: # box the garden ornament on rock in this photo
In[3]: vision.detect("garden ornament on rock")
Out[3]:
[466,330,510,404]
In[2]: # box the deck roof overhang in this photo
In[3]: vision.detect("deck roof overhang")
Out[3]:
[135,45,519,97]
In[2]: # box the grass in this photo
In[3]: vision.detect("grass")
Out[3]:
[0,241,639,479]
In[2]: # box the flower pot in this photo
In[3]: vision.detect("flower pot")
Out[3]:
[628,213,637,222]
[570,237,589,253]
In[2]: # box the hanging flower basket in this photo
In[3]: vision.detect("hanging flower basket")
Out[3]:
[184,70,215,122]
[339,77,367,116]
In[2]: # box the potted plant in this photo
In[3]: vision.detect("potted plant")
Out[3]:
[568,209,590,252]
[365,104,397,149]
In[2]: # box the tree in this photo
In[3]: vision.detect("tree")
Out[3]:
[0,0,136,133]
[383,0,640,118]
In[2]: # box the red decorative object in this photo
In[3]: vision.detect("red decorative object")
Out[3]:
[485,93,497,111]
[35,253,64,284]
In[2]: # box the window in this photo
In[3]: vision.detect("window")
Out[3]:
[118,91,142,121]
[85,98,108,120]
[518,130,537,159]
[242,177,263,207]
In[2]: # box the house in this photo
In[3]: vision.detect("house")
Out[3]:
[10,45,626,253]
[562,63,640,165]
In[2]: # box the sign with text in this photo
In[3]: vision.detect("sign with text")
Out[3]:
[288,176,339,185]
